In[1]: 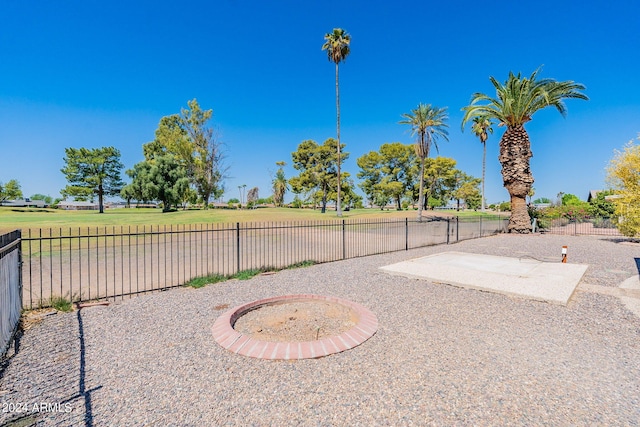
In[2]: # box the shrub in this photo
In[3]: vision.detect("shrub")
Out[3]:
[592,217,616,228]
[185,274,227,288]
[50,296,73,312]
[498,201,511,211]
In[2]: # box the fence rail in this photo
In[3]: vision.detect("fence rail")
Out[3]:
[20,215,508,309]
[1,230,22,359]
[543,217,622,236]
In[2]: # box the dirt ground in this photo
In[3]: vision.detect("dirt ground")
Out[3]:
[233,300,358,342]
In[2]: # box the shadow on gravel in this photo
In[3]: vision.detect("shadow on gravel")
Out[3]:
[0,329,22,381]
[64,308,101,427]
[1,310,101,427]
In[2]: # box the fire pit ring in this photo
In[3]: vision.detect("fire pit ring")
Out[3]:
[212,294,378,360]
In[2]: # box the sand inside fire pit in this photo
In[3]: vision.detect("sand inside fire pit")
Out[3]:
[233,300,358,342]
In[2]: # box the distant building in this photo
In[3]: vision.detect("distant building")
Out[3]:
[57,201,99,210]
[588,189,621,203]
[0,199,46,208]
[533,203,551,209]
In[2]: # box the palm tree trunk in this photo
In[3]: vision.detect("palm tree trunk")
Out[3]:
[417,157,425,222]
[499,125,534,233]
[481,141,486,212]
[335,62,342,217]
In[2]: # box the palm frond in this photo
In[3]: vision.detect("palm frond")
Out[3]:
[461,67,588,128]
[322,28,351,64]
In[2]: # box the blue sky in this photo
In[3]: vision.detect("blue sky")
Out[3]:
[1,0,639,205]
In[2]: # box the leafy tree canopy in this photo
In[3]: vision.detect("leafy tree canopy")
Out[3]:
[422,156,458,209]
[122,155,189,212]
[452,172,482,210]
[607,135,640,236]
[290,138,348,213]
[561,193,583,206]
[61,147,124,213]
[357,142,416,210]
[0,179,23,201]
[588,190,616,218]
[143,99,226,208]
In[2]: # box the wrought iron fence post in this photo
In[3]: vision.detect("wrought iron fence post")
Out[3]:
[456,216,459,242]
[342,219,346,260]
[447,218,450,244]
[405,217,408,250]
[18,229,22,310]
[236,222,241,273]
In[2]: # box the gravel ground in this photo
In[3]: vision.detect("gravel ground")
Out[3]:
[1,233,640,426]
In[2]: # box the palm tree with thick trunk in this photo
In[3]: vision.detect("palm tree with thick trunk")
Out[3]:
[322,28,351,217]
[462,68,587,233]
[272,161,288,207]
[469,116,493,211]
[399,104,449,221]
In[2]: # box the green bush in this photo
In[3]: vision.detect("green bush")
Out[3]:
[589,190,616,218]
[234,269,262,280]
[498,201,511,211]
[51,296,73,312]
[185,274,227,288]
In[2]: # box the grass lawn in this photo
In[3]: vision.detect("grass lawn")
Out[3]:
[0,206,505,234]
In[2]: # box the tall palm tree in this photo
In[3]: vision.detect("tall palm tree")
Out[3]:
[462,68,587,233]
[272,161,288,207]
[399,103,449,221]
[469,116,493,212]
[322,28,351,217]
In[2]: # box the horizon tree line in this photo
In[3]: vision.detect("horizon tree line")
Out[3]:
[52,56,588,228]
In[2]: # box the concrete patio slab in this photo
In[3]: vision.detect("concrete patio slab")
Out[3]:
[620,275,640,317]
[380,251,589,305]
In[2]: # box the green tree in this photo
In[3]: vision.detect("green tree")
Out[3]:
[180,187,198,209]
[322,28,351,217]
[289,138,348,213]
[272,161,288,207]
[422,156,458,209]
[588,190,616,218]
[607,136,640,236]
[561,193,583,206]
[143,100,226,208]
[452,174,482,210]
[467,116,493,211]
[462,68,587,233]
[180,99,225,208]
[357,142,416,210]
[61,147,124,213]
[123,155,189,212]
[120,184,137,208]
[399,103,449,221]
[326,172,360,209]
[143,115,190,161]
[0,179,23,201]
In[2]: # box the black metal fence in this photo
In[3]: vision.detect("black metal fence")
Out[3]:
[20,215,508,309]
[542,217,622,236]
[1,230,22,358]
